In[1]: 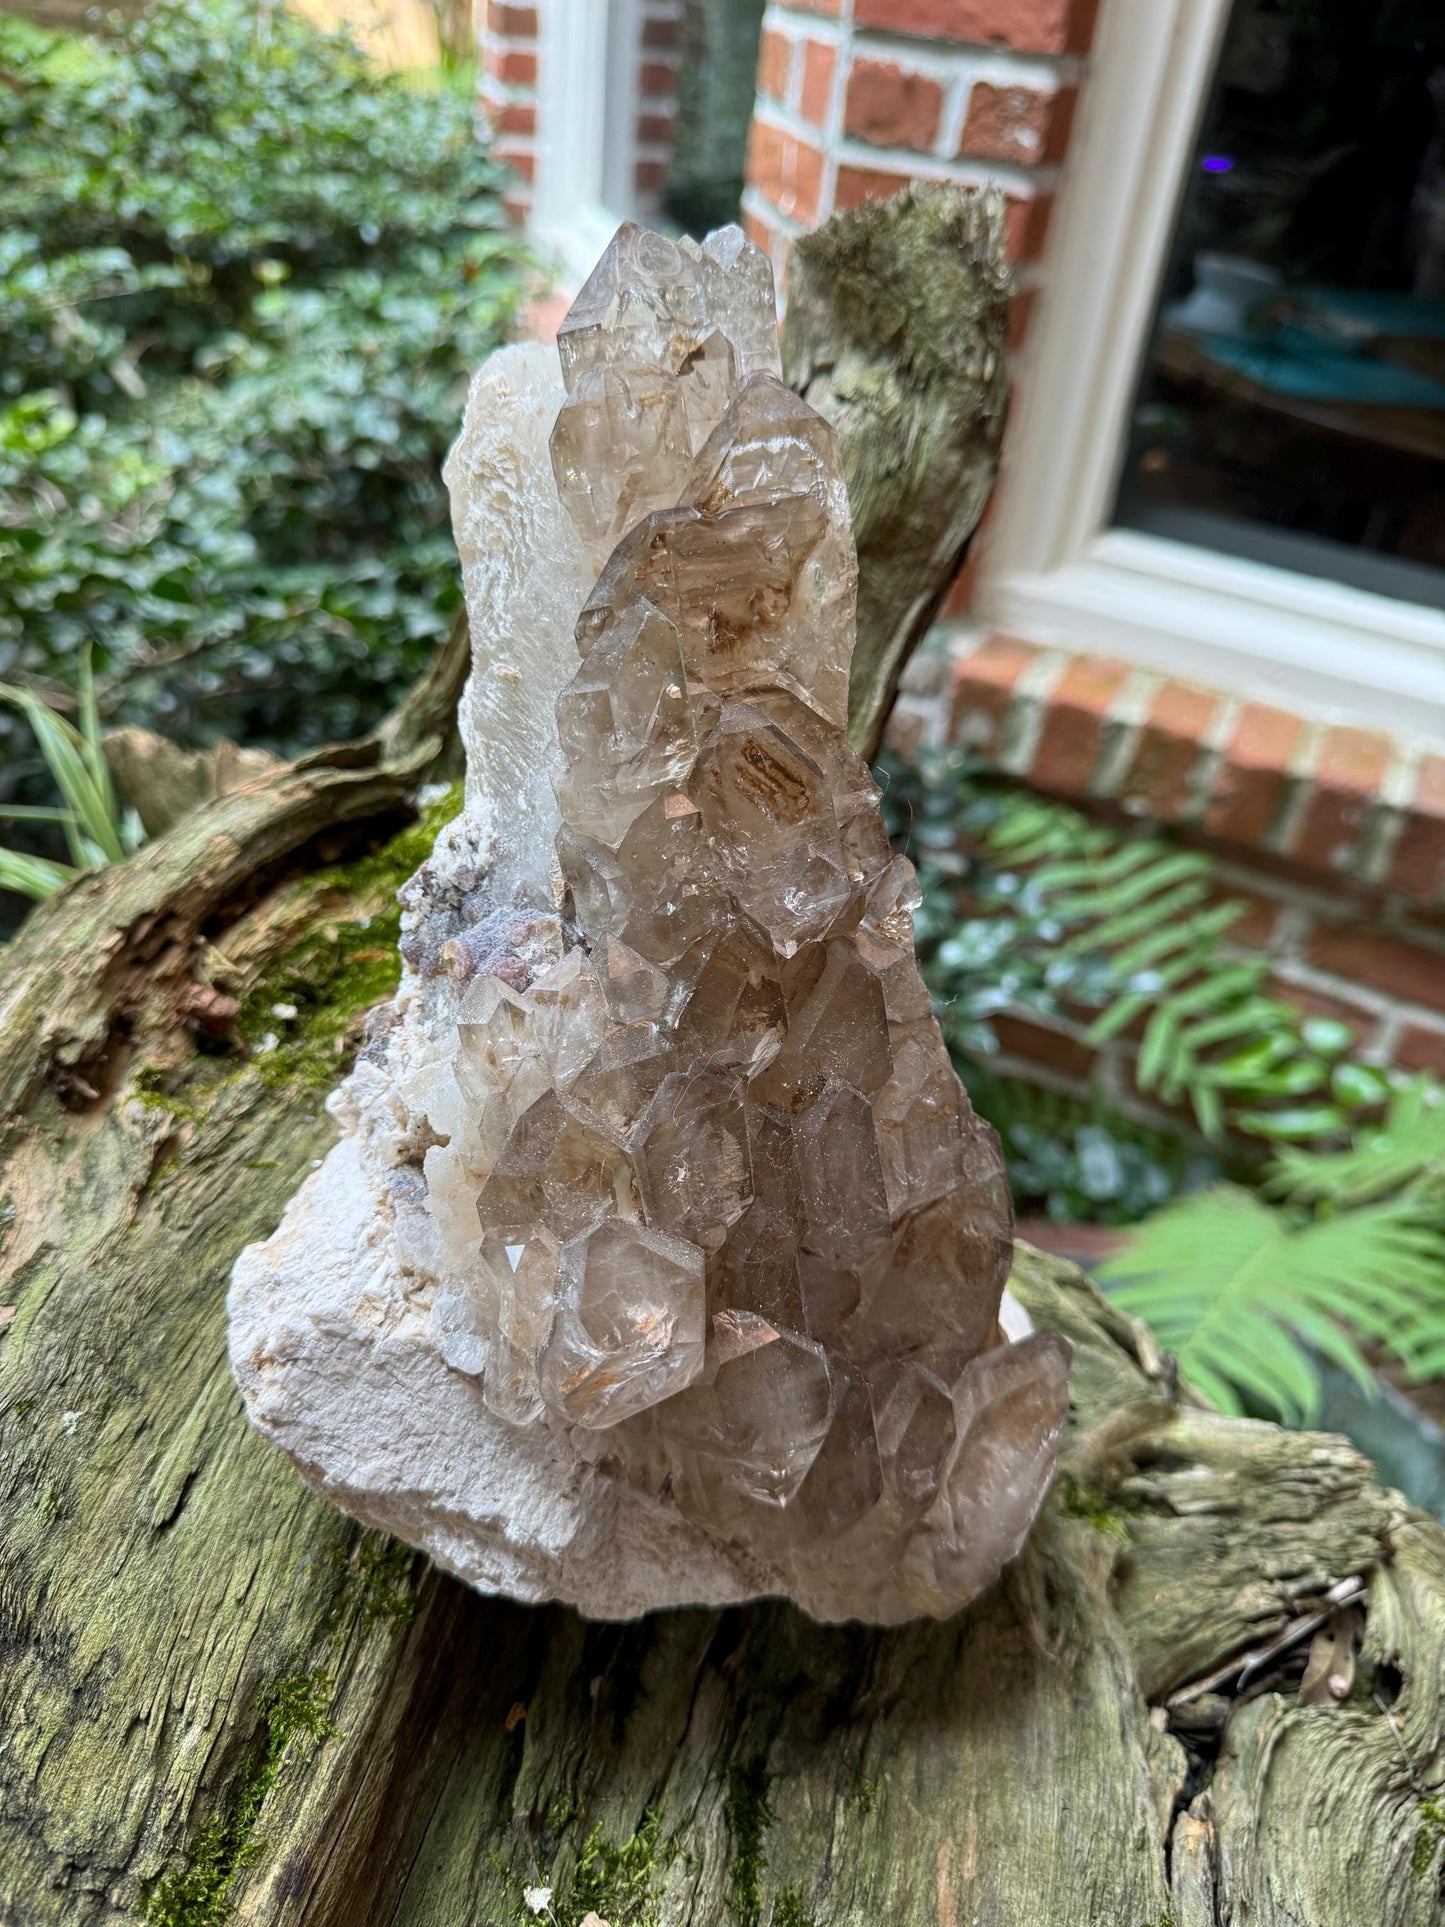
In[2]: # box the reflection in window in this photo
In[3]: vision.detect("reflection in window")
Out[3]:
[1116,0,1445,611]
[664,0,767,235]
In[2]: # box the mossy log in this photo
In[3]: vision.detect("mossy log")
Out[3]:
[5,191,1445,1927]
[782,184,1010,763]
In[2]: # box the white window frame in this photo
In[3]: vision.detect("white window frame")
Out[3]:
[978,0,1445,741]
[531,0,645,287]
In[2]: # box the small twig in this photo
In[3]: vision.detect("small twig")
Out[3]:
[1168,1575,1368,1710]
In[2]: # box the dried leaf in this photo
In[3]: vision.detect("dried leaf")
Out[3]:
[1299,1606,1363,1707]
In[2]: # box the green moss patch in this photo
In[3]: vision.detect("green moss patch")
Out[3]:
[141,1669,334,1927]
[727,1758,774,1927]
[564,1807,672,1927]
[773,1889,818,1927]
[1058,1475,1134,1545]
[332,1531,419,1636]
[234,782,461,1090]
[1412,1795,1445,1878]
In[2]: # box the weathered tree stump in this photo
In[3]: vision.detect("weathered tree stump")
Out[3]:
[4,189,1445,1927]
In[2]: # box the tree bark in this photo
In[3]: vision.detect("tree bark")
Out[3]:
[782,184,1010,764]
[4,200,1445,1927]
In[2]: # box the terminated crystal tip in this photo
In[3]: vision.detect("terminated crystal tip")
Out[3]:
[424,220,1070,1621]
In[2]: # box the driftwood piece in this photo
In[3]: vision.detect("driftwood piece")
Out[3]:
[101,727,285,841]
[781,183,1010,762]
[5,1032,1443,1927]
[4,213,1445,1924]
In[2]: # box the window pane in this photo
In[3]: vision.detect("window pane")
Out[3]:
[664,0,767,234]
[1115,0,1445,612]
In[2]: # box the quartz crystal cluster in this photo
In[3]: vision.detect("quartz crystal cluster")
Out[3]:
[230,223,1069,1624]
[420,224,1068,1621]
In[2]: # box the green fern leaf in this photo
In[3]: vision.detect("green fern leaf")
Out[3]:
[1269,1082,1445,1207]
[1099,1186,1445,1423]
[1058,878,1214,959]
[1029,838,1161,895]
[1107,901,1245,978]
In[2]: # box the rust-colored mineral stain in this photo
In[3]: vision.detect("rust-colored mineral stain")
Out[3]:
[736,736,814,821]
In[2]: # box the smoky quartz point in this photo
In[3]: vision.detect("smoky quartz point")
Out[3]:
[425,222,1069,1621]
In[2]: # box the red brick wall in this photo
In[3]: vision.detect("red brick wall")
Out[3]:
[479,1,683,224]
[634,0,684,211]
[897,632,1445,1103]
[742,0,1086,317]
[479,1,540,221]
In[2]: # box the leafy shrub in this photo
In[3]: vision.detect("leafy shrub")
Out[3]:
[880,747,1396,1152]
[962,1065,1222,1227]
[0,0,525,755]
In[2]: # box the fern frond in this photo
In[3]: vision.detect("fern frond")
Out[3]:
[1099,1186,1445,1423]
[1269,1081,1445,1207]
[1059,877,1215,959]
[1106,900,1246,979]
[1028,838,1162,895]
[1050,849,1213,925]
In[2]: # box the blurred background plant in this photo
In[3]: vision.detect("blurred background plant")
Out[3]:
[1101,1081,1445,1423]
[0,654,142,900]
[881,748,1445,1431]
[0,0,525,770]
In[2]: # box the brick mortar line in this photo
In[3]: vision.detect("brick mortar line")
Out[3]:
[847,33,1073,96]
[1207,857,1351,925]
[1270,956,1424,1022]
[1374,1009,1408,1061]
[763,5,849,48]
[1177,690,1242,828]
[830,133,1053,198]
[740,183,809,240]
[998,647,1069,774]
[747,111,826,222]
[1355,743,1420,887]
[848,24,1084,86]
[1267,718,1323,857]
[1089,665,1160,799]
[480,78,537,104]
[979,1049,1096,1108]
[934,69,975,163]
[820,2,854,224]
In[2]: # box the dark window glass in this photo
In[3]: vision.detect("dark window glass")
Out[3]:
[1115,0,1445,611]
[663,0,767,236]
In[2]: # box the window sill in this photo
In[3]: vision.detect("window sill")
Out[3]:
[936,623,1445,910]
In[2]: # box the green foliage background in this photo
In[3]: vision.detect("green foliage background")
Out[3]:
[881,751,1445,1427]
[0,0,525,757]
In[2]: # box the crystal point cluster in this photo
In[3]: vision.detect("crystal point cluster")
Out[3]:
[419,223,1070,1620]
